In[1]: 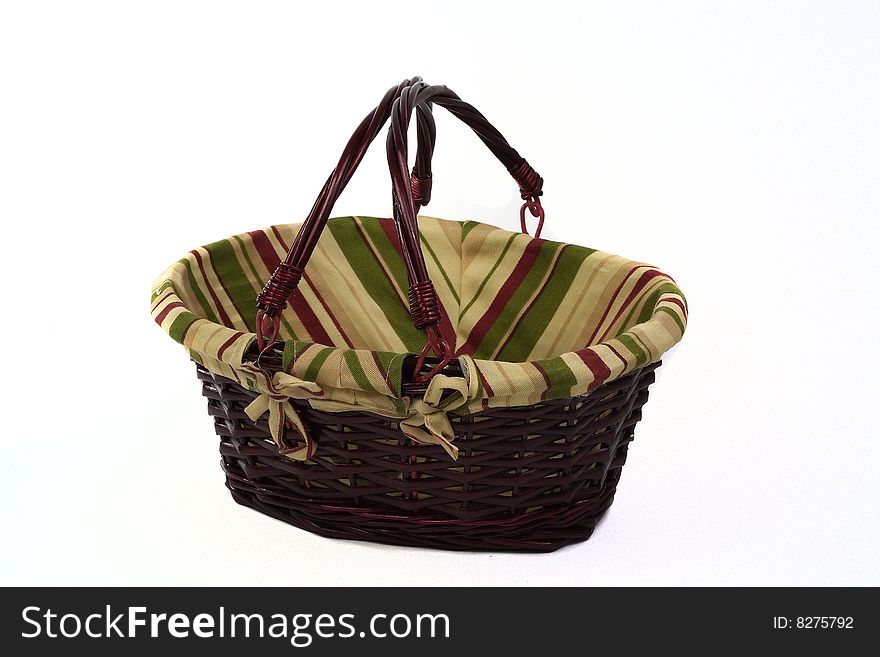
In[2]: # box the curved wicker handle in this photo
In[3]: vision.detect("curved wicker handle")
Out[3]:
[254,77,436,348]
[386,82,545,379]
[256,79,546,382]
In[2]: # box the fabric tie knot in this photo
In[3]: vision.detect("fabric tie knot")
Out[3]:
[399,397,460,459]
[240,363,324,461]
[309,358,480,460]
[397,363,480,459]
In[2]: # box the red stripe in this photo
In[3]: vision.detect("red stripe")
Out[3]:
[150,289,175,312]
[369,351,392,394]
[303,272,354,348]
[575,348,612,392]
[269,226,353,348]
[356,220,409,309]
[605,343,630,371]
[476,367,493,397]
[532,361,553,399]
[662,295,688,315]
[494,245,567,357]
[154,301,184,325]
[217,331,245,361]
[584,266,654,346]
[597,269,667,342]
[376,219,456,347]
[191,249,234,328]
[179,319,198,344]
[457,239,543,356]
[247,229,334,346]
[246,229,282,269]
[377,216,404,257]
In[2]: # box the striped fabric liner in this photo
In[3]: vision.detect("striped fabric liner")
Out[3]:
[151,216,687,413]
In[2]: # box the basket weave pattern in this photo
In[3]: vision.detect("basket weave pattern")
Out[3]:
[196,360,659,552]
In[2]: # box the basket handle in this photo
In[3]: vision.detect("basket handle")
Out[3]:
[385,82,545,380]
[253,77,435,346]
[255,80,545,381]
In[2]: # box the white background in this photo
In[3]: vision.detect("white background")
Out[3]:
[1,1,878,586]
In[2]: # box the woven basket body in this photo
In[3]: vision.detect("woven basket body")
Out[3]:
[152,80,687,552]
[196,360,659,552]
[152,213,686,552]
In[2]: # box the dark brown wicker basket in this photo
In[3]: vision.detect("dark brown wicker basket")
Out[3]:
[196,359,660,552]
[151,79,685,552]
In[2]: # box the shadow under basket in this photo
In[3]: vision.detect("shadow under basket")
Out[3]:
[195,360,660,553]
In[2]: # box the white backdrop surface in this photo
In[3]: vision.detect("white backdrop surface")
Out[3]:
[1,0,878,586]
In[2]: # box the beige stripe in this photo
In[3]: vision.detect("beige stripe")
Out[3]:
[356,216,408,303]
[256,226,316,340]
[295,282,348,347]
[459,221,494,272]
[194,322,237,355]
[593,342,632,378]
[608,273,671,338]
[161,261,203,318]
[305,242,377,349]
[458,231,532,341]
[627,328,658,363]
[314,227,407,352]
[191,246,249,331]
[480,245,567,360]
[421,216,462,320]
[530,251,618,359]
[581,263,656,346]
[560,351,596,397]
[519,362,549,394]
[229,233,271,291]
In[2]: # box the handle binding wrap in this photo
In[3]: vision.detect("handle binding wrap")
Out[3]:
[257,262,304,314]
[410,171,432,206]
[408,280,443,329]
[509,159,543,199]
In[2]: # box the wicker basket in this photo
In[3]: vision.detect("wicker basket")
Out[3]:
[151,78,687,552]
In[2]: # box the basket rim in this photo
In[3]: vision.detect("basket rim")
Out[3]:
[151,215,687,413]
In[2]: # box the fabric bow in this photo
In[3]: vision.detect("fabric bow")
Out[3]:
[310,363,479,460]
[391,397,459,459]
[240,363,324,460]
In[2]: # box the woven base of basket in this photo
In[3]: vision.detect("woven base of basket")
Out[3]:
[195,360,659,552]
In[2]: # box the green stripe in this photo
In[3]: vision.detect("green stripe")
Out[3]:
[534,356,578,398]
[328,218,424,350]
[474,240,562,360]
[169,311,199,343]
[357,217,410,292]
[151,279,175,301]
[179,258,220,324]
[303,346,335,381]
[630,331,654,362]
[420,233,460,304]
[497,245,595,362]
[460,233,518,319]
[283,341,338,383]
[282,340,298,371]
[657,305,686,333]
[202,238,260,332]
[623,281,682,331]
[374,350,405,393]
[459,358,485,399]
[461,220,481,241]
[233,234,297,339]
[618,334,648,366]
[343,350,374,392]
